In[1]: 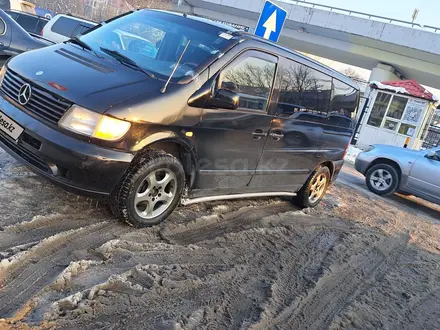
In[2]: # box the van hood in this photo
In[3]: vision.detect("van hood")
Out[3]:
[7,43,165,113]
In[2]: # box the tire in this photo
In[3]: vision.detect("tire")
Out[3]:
[293,166,331,208]
[110,149,185,228]
[365,163,399,196]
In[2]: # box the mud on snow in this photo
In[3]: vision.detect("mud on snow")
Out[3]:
[1,147,440,330]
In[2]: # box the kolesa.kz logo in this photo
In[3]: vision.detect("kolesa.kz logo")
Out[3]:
[0,114,16,134]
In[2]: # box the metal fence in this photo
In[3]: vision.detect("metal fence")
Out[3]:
[283,0,440,33]
[422,126,440,149]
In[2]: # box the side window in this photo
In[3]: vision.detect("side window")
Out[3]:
[16,15,38,33]
[51,17,80,37]
[219,54,276,111]
[330,79,359,128]
[0,18,5,35]
[278,59,332,116]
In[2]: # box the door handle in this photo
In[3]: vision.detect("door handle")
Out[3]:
[270,131,284,141]
[252,129,267,140]
[0,42,4,46]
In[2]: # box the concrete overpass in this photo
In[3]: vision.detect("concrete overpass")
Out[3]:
[174,0,440,89]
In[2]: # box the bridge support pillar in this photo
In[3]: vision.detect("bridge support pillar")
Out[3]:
[368,63,402,83]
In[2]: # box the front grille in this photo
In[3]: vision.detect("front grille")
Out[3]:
[1,69,72,124]
[0,130,50,173]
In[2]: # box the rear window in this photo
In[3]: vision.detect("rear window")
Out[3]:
[51,17,81,37]
[73,23,94,37]
[331,79,359,118]
[16,14,38,33]
[6,11,19,20]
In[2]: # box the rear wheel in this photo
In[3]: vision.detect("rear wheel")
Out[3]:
[365,163,399,196]
[293,166,331,208]
[110,150,185,228]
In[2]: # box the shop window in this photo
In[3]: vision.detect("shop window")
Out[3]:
[387,96,408,120]
[383,119,399,131]
[367,92,391,127]
[399,123,417,136]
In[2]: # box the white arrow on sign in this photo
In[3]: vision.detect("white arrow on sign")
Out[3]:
[262,10,277,39]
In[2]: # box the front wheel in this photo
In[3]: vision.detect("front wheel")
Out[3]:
[110,150,185,228]
[293,166,331,208]
[365,164,399,196]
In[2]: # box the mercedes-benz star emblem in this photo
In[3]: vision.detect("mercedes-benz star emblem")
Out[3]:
[18,84,32,105]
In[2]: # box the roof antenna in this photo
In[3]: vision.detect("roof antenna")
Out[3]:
[161,40,191,94]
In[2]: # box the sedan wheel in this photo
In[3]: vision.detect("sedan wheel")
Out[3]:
[365,163,399,196]
[369,168,393,192]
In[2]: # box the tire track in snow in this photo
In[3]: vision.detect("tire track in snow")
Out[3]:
[268,234,409,330]
[0,222,132,318]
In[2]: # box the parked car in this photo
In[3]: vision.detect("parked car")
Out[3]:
[355,145,440,204]
[5,10,49,35]
[0,9,52,65]
[41,14,96,43]
[0,10,360,227]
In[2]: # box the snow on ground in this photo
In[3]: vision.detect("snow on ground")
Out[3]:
[344,145,364,164]
[1,146,440,329]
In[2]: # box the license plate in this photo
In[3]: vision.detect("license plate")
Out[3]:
[0,110,24,141]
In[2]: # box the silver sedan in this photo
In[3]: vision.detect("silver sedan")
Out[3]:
[355,145,440,204]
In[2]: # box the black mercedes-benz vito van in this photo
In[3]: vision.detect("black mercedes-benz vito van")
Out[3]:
[0,9,360,227]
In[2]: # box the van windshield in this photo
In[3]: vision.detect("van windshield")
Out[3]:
[80,10,238,81]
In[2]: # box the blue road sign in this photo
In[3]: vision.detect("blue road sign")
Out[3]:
[255,0,287,43]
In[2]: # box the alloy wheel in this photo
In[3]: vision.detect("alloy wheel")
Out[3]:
[309,173,327,204]
[134,168,177,220]
[370,169,393,192]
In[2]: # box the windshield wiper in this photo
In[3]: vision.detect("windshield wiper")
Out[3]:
[66,37,102,58]
[99,47,156,79]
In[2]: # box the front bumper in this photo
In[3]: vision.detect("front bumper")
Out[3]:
[354,153,370,175]
[0,95,133,198]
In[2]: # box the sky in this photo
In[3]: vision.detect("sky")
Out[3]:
[292,0,440,96]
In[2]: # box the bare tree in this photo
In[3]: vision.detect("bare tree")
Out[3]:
[126,0,172,10]
[224,63,275,91]
[283,64,320,94]
[32,0,86,17]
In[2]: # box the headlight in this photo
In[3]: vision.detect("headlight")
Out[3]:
[364,145,375,152]
[93,115,131,141]
[59,105,131,141]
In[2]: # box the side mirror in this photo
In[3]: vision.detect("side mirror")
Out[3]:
[426,151,438,160]
[208,89,239,110]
